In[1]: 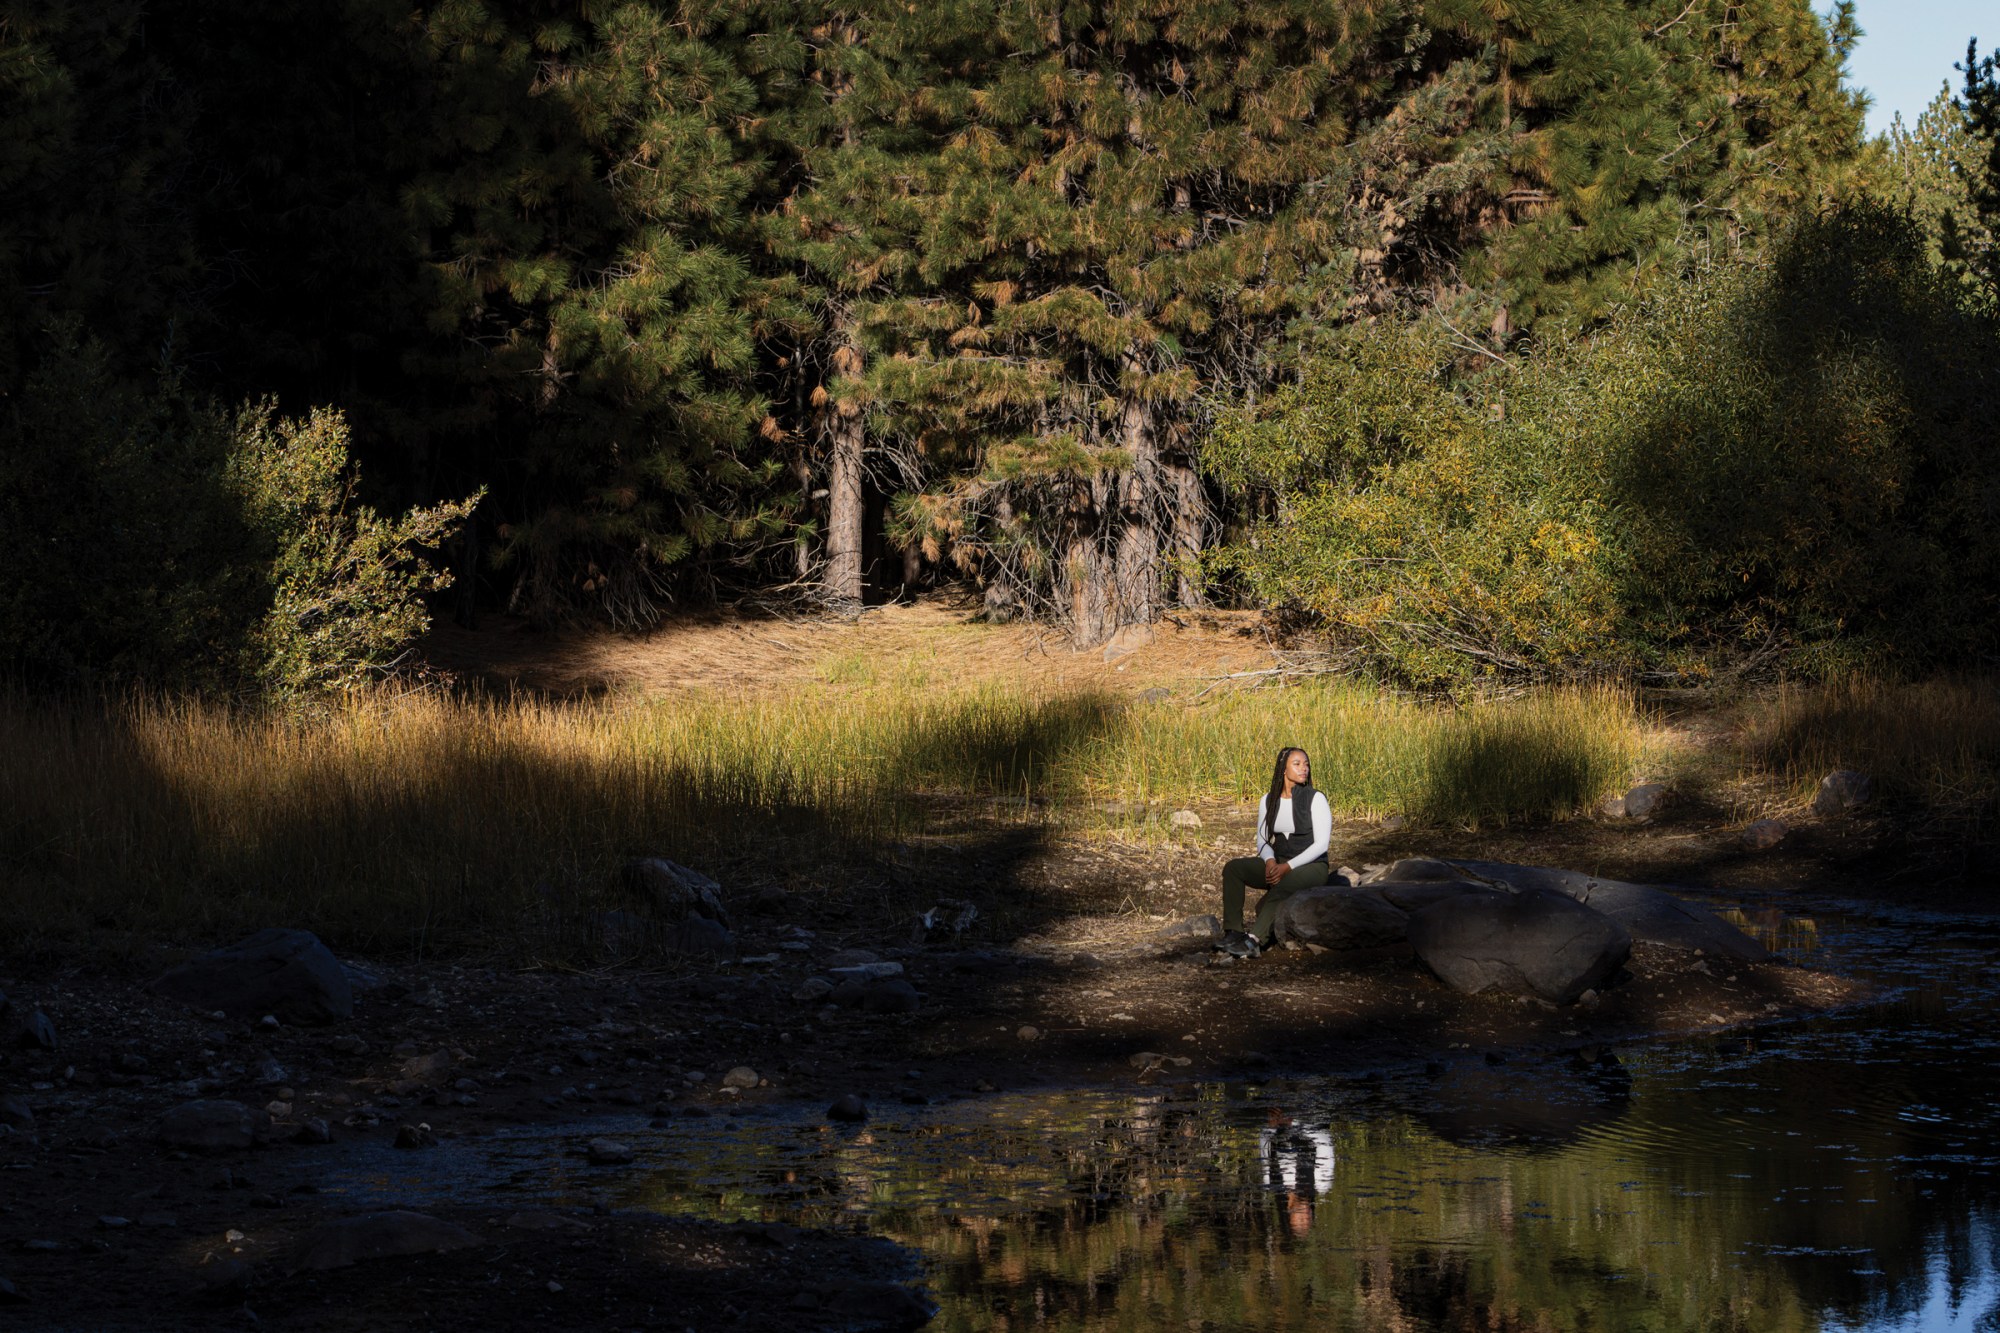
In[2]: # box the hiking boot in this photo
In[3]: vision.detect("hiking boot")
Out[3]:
[1216,930,1261,959]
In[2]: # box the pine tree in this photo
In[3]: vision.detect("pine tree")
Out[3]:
[820,0,1492,643]
[0,1,201,389]
[1438,0,1868,335]
[1884,82,1993,301]
[1960,38,2000,299]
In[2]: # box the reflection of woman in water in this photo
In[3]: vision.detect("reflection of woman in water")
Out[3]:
[1260,1108,1335,1235]
[1218,747,1332,956]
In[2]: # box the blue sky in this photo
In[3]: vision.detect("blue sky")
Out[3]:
[1832,0,1992,135]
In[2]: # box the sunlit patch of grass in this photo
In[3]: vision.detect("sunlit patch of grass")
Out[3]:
[1745,676,2000,824]
[1091,681,1645,828]
[0,680,1650,956]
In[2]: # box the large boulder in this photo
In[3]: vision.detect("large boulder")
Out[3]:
[1359,858,1466,885]
[1443,860,1767,962]
[1370,879,1500,914]
[1407,887,1630,1004]
[1273,888,1408,950]
[150,929,352,1024]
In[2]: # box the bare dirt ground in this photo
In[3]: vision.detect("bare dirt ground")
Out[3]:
[419,599,1288,698]
[0,603,1935,1330]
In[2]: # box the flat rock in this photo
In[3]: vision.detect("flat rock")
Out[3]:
[150,929,352,1025]
[1272,888,1408,950]
[1407,887,1630,1005]
[155,1100,271,1151]
[586,1138,634,1165]
[1370,880,1497,914]
[829,961,904,981]
[1443,860,1768,962]
[1359,857,1465,884]
[294,1211,481,1271]
[792,977,834,1002]
[823,948,881,968]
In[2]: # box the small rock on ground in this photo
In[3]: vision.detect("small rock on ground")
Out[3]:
[1742,818,1788,851]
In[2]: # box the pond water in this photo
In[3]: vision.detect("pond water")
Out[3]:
[312,896,2000,1331]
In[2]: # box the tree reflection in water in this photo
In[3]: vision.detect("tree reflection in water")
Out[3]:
[299,910,2000,1331]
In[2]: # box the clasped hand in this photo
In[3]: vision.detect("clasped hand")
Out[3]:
[1263,858,1290,886]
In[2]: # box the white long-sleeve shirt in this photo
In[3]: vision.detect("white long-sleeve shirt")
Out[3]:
[1256,790,1332,866]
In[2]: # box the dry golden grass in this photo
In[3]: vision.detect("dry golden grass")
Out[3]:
[0,678,1652,956]
[1744,676,2000,822]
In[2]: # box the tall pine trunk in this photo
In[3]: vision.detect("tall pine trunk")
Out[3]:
[1166,458,1206,608]
[1112,364,1159,631]
[1068,472,1115,647]
[823,333,865,603]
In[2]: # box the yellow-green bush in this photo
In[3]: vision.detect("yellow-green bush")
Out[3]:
[0,329,475,701]
[1209,207,2000,685]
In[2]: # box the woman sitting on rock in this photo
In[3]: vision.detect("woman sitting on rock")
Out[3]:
[1218,746,1332,957]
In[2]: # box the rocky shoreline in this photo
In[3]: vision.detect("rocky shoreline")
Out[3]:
[0,838,1880,1330]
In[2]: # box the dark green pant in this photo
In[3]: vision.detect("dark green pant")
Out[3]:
[1222,857,1331,943]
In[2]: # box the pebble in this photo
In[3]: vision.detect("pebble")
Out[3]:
[1015,1026,1041,1042]
[720,1067,759,1090]
[823,948,880,969]
[586,1138,634,1165]
[0,1097,32,1131]
[329,1035,369,1055]
[0,1275,20,1303]
[791,978,834,1003]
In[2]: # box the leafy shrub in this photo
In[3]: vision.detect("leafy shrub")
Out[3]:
[1208,206,2000,685]
[0,328,476,700]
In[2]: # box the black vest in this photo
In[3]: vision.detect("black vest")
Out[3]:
[1267,786,1325,864]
